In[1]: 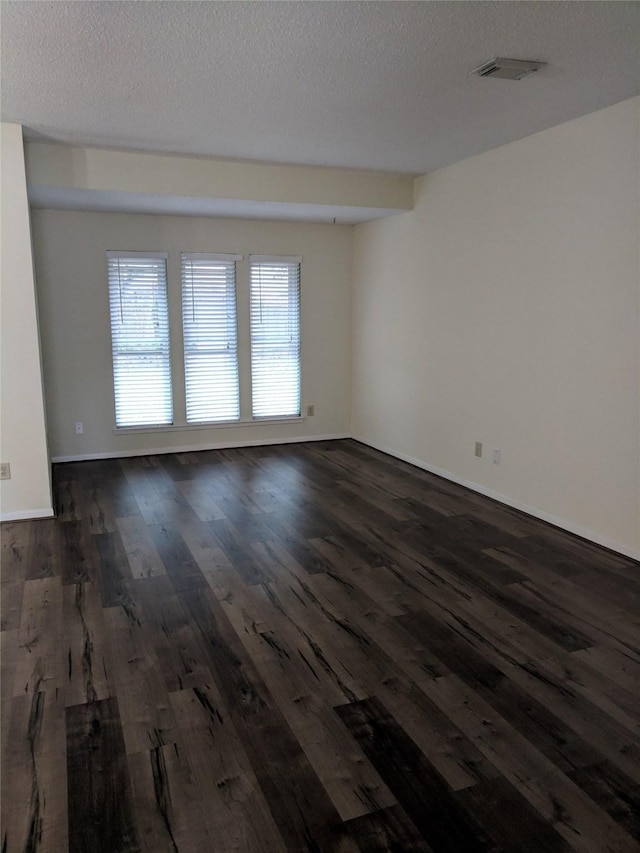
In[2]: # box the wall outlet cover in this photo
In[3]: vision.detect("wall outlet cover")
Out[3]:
[0,463,11,480]
[475,441,482,458]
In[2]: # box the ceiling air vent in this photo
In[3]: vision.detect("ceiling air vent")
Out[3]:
[471,57,547,81]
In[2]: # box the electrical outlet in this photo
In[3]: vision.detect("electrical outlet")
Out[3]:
[0,463,11,480]
[306,405,315,417]
[75,422,84,435]
[492,449,501,465]
[474,441,482,458]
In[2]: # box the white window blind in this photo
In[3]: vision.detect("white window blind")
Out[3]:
[181,253,241,423]
[250,256,301,418]
[107,252,173,427]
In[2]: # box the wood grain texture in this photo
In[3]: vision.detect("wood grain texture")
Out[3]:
[66,698,140,852]
[1,439,639,852]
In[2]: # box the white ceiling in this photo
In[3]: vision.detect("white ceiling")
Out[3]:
[2,1,638,176]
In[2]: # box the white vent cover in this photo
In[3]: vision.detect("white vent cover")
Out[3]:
[471,57,547,80]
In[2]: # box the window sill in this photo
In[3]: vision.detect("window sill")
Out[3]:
[112,416,304,435]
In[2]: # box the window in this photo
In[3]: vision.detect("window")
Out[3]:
[107,252,172,427]
[181,253,241,423]
[107,250,303,429]
[250,256,301,418]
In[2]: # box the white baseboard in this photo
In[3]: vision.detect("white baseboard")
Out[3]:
[1,508,55,523]
[352,434,640,562]
[51,433,351,464]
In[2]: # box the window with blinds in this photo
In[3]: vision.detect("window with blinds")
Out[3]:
[181,253,241,423]
[250,256,301,418]
[107,252,173,427]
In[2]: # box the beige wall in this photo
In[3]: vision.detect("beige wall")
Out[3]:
[26,143,414,212]
[352,97,640,556]
[32,210,352,459]
[0,124,53,519]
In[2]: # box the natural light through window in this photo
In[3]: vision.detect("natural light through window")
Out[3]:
[107,252,173,427]
[250,256,301,419]
[181,253,241,423]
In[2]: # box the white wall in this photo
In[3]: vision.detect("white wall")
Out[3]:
[352,97,640,556]
[32,210,352,459]
[0,124,53,520]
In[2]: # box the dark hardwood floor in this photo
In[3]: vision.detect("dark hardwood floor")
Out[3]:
[1,439,639,852]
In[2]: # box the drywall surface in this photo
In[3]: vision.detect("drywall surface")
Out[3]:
[26,143,414,212]
[352,97,640,555]
[32,210,352,458]
[0,123,53,519]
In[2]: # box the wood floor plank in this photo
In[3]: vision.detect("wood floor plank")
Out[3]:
[375,676,501,792]
[174,479,226,522]
[126,747,186,853]
[94,530,137,609]
[179,584,274,717]
[13,576,64,696]
[1,579,24,633]
[399,604,640,782]
[1,439,638,852]
[341,804,433,852]
[122,462,196,526]
[209,517,273,585]
[102,602,178,755]
[98,468,143,519]
[24,519,60,581]
[132,575,214,693]
[233,704,346,851]
[1,688,68,853]
[567,760,640,842]
[571,642,640,695]
[60,520,99,585]
[63,581,112,707]
[260,511,335,574]
[225,579,366,709]
[1,523,29,633]
[487,547,640,644]
[174,513,221,567]
[127,742,213,852]
[116,516,166,580]
[456,776,573,852]
[0,628,18,757]
[306,576,450,691]
[66,697,140,852]
[80,481,118,534]
[229,616,398,821]
[168,684,287,852]
[421,674,640,853]
[147,523,207,593]
[477,576,617,655]
[54,479,84,522]
[336,696,493,851]
[1,521,30,581]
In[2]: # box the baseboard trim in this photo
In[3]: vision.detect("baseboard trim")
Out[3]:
[51,433,351,464]
[1,508,55,522]
[352,435,640,562]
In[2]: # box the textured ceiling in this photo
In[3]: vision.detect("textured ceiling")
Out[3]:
[2,1,638,174]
